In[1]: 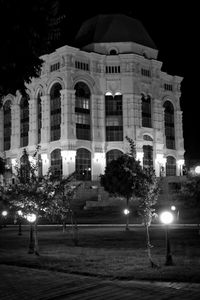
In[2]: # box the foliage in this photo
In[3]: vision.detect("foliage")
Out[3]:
[178,175,200,209]
[0,0,65,100]
[0,157,5,175]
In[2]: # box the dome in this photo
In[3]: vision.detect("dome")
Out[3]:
[74,14,157,50]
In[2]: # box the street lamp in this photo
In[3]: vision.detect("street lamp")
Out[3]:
[17,210,23,236]
[123,208,130,231]
[160,211,174,266]
[2,210,8,228]
[26,213,36,254]
[171,205,179,222]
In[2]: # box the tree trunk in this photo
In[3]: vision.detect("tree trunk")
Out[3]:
[145,224,159,268]
[34,220,39,256]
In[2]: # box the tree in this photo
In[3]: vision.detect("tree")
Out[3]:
[0,157,5,175]
[137,167,160,268]
[4,147,55,255]
[0,0,65,100]
[45,174,82,245]
[178,175,200,210]
[100,136,159,267]
[100,138,145,230]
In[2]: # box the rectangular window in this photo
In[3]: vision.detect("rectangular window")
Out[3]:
[50,62,60,72]
[141,68,151,77]
[164,83,173,91]
[105,65,121,73]
[75,60,89,71]
[106,126,123,141]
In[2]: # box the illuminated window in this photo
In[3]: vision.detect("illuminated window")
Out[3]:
[20,96,29,147]
[106,149,123,165]
[50,83,61,141]
[105,94,123,141]
[166,156,176,176]
[50,149,62,179]
[76,148,91,181]
[75,82,91,140]
[142,95,151,128]
[3,100,11,151]
[143,145,153,169]
[164,101,175,149]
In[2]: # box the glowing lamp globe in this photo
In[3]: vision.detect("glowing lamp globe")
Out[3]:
[171,205,176,211]
[26,213,36,223]
[195,166,200,175]
[2,210,8,217]
[160,211,173,224]
[123,209,130,215]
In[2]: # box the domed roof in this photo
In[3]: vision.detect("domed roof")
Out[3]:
[74,14,157,49]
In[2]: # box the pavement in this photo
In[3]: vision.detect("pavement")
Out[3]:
[1,264,200,300]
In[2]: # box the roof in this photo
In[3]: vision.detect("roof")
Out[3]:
[74,14,157,49]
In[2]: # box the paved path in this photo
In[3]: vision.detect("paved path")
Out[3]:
[1,264,200,300]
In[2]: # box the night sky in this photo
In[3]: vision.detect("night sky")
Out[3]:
[59,2,199,161]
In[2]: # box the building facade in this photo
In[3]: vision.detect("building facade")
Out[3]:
[0,15,185,182]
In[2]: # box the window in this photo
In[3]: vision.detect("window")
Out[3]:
[105,94,123,141]
[50,83,61,141]
[143,145,153,169]
[141,68,151,77]
[164,83,173,91]
[75,61,89,71]
[142,95,152,128]
[106,65,120,73]
[50,149,62,179]
[143,134,153,141]
[106,149,123,165]
[109,49,117,55]
[3,100,11,151]
[164,101,175,149]
[166,156,176,176]
[37,92,42,143]
[50,62,60,72]
[75,82,91,140]
[20,96,29,147]
[76,148,91,181]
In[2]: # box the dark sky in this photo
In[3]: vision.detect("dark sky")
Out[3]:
[59,2,199,161]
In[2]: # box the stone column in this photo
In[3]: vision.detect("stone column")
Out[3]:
[61,150,76,177]
[28,98,37,146]
[11,102,20,149]
[41,153,50,176]
[41,95,50,144]
[92,152,106,180]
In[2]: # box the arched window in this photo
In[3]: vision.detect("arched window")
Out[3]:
[143,134,153,141]
[106,149,123,165]
[142,95,152,128]
[3,100,11,151]
[105,93,123,141]
[50,83,62,141]
[143,145,153,169]
[166,156,176,176]
[75,82,91,140]
[109,49,117,55]
[37,91,42,144]
[76,148,91,181]
[164,101,175,149]
[50,149,62,179]
[20,95,29,147]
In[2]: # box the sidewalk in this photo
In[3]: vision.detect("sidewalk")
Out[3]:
[1,264,200,300]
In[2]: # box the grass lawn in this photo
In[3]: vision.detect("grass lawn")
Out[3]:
[0,225,200,283]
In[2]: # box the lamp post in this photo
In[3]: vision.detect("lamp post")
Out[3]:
[171,205,179,222]
[123,208,130,231]
[2,210,8,228]
[27,213,36,254]
[160,211,174,266]
[17,210,23,235]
